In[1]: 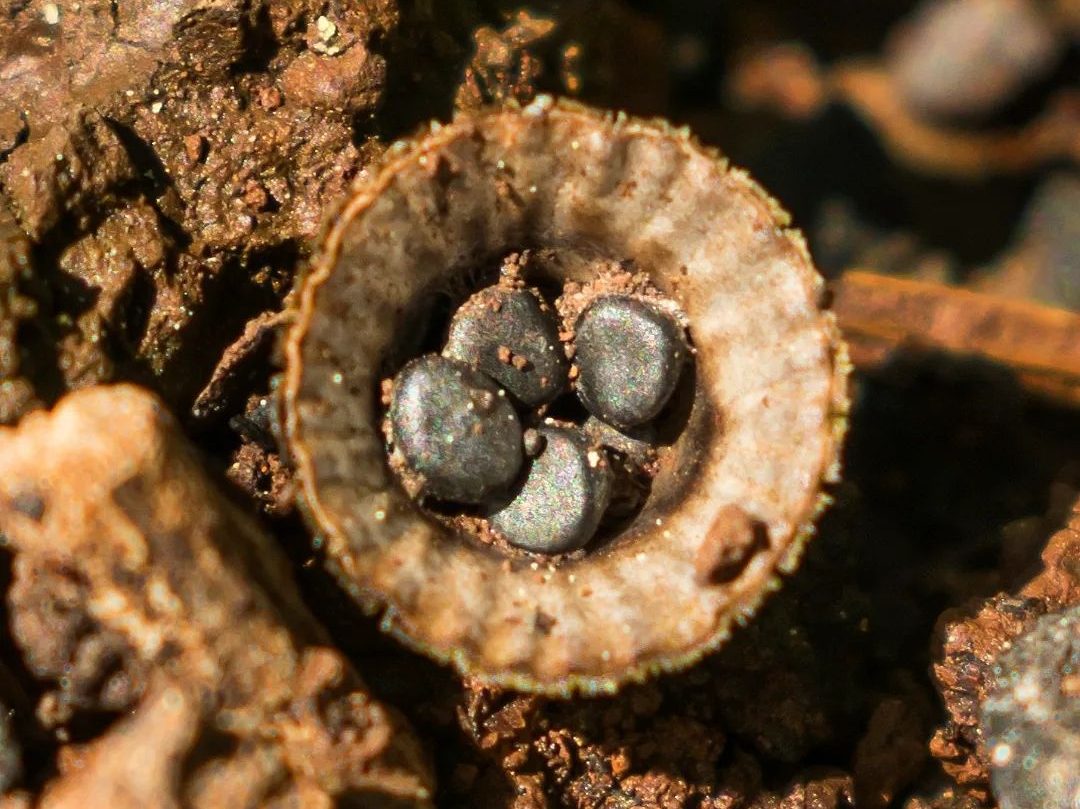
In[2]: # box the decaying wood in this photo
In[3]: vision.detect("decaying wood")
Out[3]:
[0,385,434,808]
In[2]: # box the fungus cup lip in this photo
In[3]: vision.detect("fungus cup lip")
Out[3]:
[282,96,851,696]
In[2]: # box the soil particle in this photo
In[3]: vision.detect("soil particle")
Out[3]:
[0,110,137,240]
[227,428,295,518]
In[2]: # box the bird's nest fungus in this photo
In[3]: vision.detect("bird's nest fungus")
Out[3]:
[283,97,849,695]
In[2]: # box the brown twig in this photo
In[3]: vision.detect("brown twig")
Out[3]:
[728,47,1080,180]
[829,65,1080,180]
[832,270,1080,406]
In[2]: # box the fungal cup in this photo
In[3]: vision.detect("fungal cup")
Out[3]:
[284,97,849,694]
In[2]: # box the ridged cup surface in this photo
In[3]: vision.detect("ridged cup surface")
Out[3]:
[284,98,849,694]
